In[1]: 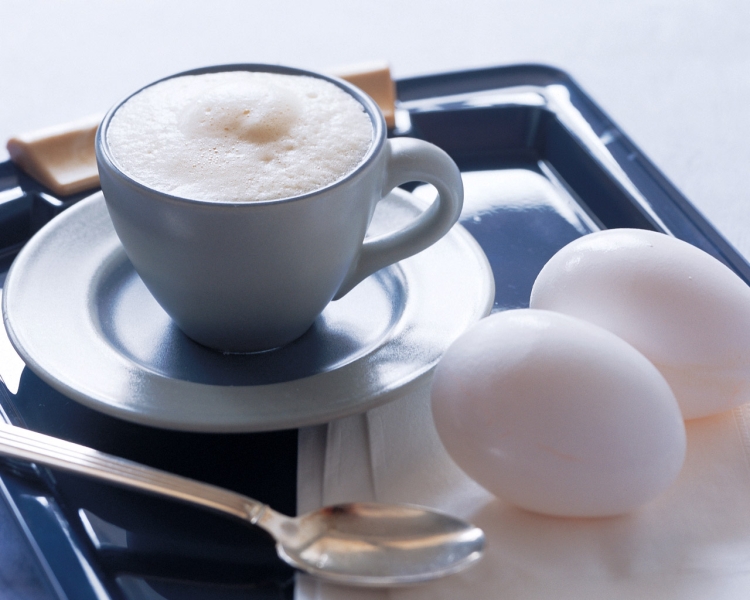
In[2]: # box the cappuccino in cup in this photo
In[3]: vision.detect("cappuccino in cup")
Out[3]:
[96,64,463,352]
[106,71,373,202]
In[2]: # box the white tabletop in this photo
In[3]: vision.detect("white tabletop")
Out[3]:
[3,4,750,597]
[0,0,750,256]
[2,1,749,254]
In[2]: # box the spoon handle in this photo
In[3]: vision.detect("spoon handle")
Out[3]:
[0,422,268,524]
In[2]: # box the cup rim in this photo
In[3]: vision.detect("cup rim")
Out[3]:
[95,63,387,207]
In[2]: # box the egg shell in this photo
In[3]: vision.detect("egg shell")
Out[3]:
[431,309,686,518]
[530,228,750,419]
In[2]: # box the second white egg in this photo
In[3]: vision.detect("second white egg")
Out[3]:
[530,229,750,419]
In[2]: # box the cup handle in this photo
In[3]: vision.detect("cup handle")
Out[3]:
[334,137,464,299]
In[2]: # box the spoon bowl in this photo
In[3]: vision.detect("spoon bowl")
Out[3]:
[269,502,484,586]
[0,422,484,586]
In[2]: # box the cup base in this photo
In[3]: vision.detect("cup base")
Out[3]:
[175,320,315,355]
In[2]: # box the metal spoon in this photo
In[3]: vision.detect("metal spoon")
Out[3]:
[0,423,484,586]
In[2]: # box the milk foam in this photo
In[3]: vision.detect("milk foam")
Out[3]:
[107,72,373,202]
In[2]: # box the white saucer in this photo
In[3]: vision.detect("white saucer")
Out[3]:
[2,189,494,432]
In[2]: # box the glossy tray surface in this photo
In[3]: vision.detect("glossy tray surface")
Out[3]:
[1,63,748,599]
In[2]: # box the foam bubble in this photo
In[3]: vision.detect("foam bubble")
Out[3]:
[107,71,373,202]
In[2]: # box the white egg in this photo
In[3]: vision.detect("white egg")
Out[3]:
[431,309,686,518]
[530,228,750,420]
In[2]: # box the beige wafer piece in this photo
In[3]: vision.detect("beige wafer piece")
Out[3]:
[5,62,398,196]
[6,113,103,196]
[328,60,397,128]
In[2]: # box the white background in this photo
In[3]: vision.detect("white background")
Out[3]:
[2,0,750,255]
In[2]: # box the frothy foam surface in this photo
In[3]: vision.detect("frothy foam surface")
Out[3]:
[107,72,373,202]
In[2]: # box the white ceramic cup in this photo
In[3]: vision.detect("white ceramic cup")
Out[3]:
[96,64,464,352]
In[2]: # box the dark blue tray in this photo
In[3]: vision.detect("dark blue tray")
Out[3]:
[1,63,747,599]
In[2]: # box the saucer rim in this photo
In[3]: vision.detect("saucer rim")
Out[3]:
[3,190,494,432]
